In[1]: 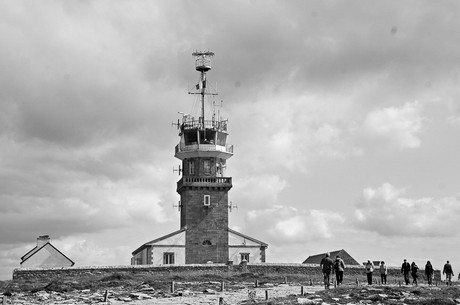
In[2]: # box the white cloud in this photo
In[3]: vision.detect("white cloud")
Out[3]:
[362,101,423,149]
[245,205,345,243]
[354,183,460,237]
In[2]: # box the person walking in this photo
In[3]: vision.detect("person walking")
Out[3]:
[320,253,334,289]
[443,260,454,286]
[333,255,346,286]
[401,259,411,285]
[365,260,374,285]
[379,261,388,285]
[411,262,419,285]
[425,261,434,286]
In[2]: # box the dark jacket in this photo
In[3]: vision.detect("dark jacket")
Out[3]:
[320,256,334,273]
[425,263,434,276]
[401,262,411,274]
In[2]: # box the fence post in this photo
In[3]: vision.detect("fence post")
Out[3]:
[171,281,175,293]
[265,290,269,300]
[309,279,312,286]
[103,290,108,302]
[284,276,287,284]
[221,281,225,292]
[2,296,6,305]
[301,286,304,295]
[255,279,259,288]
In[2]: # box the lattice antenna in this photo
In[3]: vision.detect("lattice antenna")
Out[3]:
[228,201,238,212]
[173,165,182,176]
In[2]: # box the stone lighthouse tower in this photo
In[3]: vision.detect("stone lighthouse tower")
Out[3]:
[174,51,233,264]
[131,52,267,266]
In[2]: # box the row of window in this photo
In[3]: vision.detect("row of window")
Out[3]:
[186,160,224,176]
[162,252,250,264]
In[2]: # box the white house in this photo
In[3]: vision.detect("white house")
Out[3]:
[131,228,267,266]
[20,235,74,268]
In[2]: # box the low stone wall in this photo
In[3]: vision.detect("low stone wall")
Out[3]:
[12,263,441,283]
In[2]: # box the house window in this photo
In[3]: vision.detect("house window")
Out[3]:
[202,240,212,245]
[204,195,211,206]
[203,160,211,175]
[240,253,250,262]
[189,160,195,175]
[163,252,175,265]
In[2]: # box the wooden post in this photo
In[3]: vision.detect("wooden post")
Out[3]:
[265,290,269,300]
[309,279,312,286]
[103,290,108,302]
[334,280,337,288]
[301,286,304,295]
[284,276,287,284]
[2,296,6,305]
[221,281,225,292]
[219,297,224,305]
[255,279,259,288]
[171,281,175,293]
[356,278,359,286]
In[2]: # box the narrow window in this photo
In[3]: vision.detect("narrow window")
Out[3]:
[163,252,175,265]
[189,160,195,175]
[203,160,211,175]
[204,195,211,206]
[240,253,250,262]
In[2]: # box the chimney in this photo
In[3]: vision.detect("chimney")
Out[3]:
[36,235,50,248]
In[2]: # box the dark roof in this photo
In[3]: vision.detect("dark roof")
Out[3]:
[20,242,75,266]
[302,249,360,265]
[227,228,268,247]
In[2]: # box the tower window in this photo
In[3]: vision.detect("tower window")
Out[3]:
[240,253,250,262]
[189,160,195,175]
[203,160,211,175]
[204,195,211,206]
[163,252,175,265]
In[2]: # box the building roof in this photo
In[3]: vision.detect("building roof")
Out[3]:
[20,242,75,266]
[132,227,268,256]
[227,228,268,247]
[132,228,187,256]
[302,249,360,266]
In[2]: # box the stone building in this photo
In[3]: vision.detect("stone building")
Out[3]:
[131,51,268,266]
[20,235,74,268]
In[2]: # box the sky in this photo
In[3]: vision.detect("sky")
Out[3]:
[1,0,460,280]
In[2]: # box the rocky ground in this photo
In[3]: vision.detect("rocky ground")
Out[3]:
[2,281,460,304]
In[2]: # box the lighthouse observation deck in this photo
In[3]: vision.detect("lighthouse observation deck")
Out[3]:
[175,117,233,160]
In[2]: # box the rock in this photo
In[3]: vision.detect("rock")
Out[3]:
[297,298,319,304]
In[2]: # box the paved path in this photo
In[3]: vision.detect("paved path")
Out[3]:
[109,284,323,305]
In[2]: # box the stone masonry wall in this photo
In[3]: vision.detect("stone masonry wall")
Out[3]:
[12,263,441,283]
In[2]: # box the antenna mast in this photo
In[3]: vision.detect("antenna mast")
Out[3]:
[192,51,215,129]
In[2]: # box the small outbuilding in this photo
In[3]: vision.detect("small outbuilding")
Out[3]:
[302,249,360,266]
[20,235,74,268]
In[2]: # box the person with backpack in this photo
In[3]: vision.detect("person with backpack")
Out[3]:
[425,261,434,285]
[401,259,411,285]
[443,260,454,285]
[365,260,374,285]
[379,261,388,285]
[333,255,346,286]
[320,253,334,289]
[411,261,419,285]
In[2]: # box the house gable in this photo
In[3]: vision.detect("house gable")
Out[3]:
[228,228,268,247]
[21,243,74,268]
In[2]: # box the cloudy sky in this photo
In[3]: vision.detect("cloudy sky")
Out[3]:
[1,0,460,280]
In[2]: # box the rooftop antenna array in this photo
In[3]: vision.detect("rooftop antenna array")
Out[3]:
[189,51,217,129]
